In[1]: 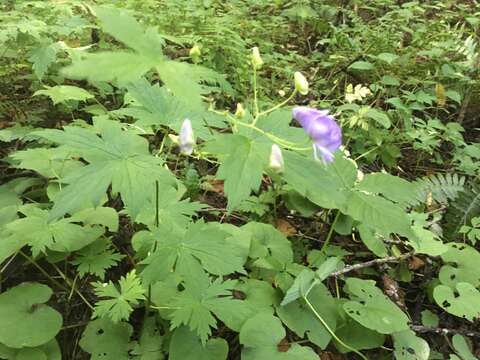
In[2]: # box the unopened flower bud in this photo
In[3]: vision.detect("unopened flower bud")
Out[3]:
[251,47,263,69]
[269,144,284,172]
[189,45,201,62]
[179,119,195,155]
[235,103,246,118]
[294,72,309,95]
[278,90,286,97]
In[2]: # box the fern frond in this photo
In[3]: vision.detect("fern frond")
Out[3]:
[444,184,480,240]
[414,173,465,205]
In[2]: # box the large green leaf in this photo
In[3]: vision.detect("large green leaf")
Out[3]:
[10,147,83,179]
[438,243,480,288]
[393,330,430,360]
[141,221,247,284]
[80,319,133,360]
[130,316,164,360]
[34,85,93,105]
[1,205,104,258]
[63,51,157,84]
[433,282,480,321]
[168,274,240,344]
[239,313,318,360]
[34,119,176,220]
[169,327,227,360]
[277,283,337,349]
[0,283,62,348]
[356,172,417,206]
[343,278,409,334]
[343,191,413,237]
[283,151,354,209]
[242,222,293,270]
[94,6,164,58]
[205,134,267,211]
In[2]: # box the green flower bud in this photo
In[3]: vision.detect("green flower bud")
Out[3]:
[294,71,309,95]
[189,45,201,63]
[251,47,263,69]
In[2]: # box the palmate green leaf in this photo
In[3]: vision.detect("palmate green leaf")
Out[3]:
[62,6,230,109]
[33,118,176,220]
[34,85,94,105]
[122,79,226,139]
[169,326,227,360]
[80,318,133,360]
[205,134,267,211]
[10,147,84,179]
[63,51,157,84]
[94,6,165,58]
[28,42,61,80]
[393,330,430,360]
[1,205,104,259]
[168,275,239,344]
[277,282,337,349]
[239,313,318,360]
[71,239,124,279]
[242,222,293,271]
[135,185,204,229]
[433,283,480,321]
[141,221,247,284]
[0,283,62,348]
[343,278,409,334]
[93,271,146,323]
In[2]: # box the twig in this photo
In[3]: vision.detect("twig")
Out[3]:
[410,325,480,339]
[330,252,415,277]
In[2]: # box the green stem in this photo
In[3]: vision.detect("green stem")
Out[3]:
[257,89,297,117]
[303,295,368,360]
[320,210,341,253]
[51,263,94,310]
[19,251,68,292]
[252,67,259,122]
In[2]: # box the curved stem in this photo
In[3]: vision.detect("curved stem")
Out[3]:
[257,89,297,117]
[303,295,368,360]
[320,210,341,253]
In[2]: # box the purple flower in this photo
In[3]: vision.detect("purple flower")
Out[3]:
[292,107,342,163]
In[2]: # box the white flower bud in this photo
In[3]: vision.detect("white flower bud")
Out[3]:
[235,103,246,118]
[179,119,194,155]
[269,144,284,172]
[294,71,309,95]
[251,47,263,69]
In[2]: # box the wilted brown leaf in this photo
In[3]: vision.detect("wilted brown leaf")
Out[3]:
[408,256,425,270]
[277,338,290,352]
[275,219,297,237]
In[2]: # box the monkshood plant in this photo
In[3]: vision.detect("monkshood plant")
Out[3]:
[1,5,479,360]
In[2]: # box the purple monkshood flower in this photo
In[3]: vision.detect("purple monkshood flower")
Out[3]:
[292,107,342,163]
